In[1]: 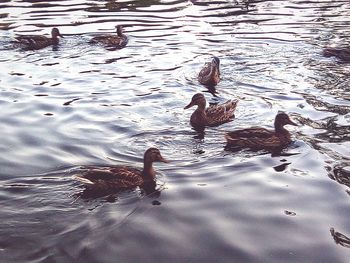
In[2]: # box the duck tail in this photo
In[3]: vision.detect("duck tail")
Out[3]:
[72,175,94,185]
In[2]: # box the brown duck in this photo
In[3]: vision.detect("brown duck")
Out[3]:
[323,47,350,62]
[184,93,238,128]
[73,148,168,190]
[14,27,63,50]
[198,56,220,86]
[225,112,297,150]
[90,25,128,49]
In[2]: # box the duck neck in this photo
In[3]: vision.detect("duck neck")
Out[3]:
[196,101,206,112]
[51,35,59,45]
[142,161,155,180]
[275,122,288,134]
[117,27,123,37]
[211,64,219,75]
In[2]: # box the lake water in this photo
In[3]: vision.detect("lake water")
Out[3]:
[0,0,350,262]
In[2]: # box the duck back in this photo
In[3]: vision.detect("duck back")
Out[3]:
[74,165,144,190]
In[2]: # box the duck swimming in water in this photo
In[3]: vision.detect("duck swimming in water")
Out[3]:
[323,47,350,62]
[14,27,63,50]
[184,93,238,128]
[73,148,168,191]
[198,56,220,86]
[225,112,297,150]
[90,25,128,49]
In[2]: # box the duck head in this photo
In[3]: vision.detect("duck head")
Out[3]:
[144,147,168,164]
[274,112,297,131]
[184,93,206,110]
[51,28,64,38]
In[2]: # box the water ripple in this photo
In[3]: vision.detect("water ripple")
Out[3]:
[0,0,350,262]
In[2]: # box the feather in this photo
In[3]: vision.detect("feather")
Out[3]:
[198,57,220,86]
[13,28,63,50]
[90,25,128,49]
[185,93,238,128]
[225,113,297,150]
[72,148,167,191]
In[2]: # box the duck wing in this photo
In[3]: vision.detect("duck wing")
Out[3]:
[198,62,211,80]
[15,35,48,42]
[74,166,143,189]
[90,35,113,44]
[205,99,238,126]
[198,61,220,86]
[227,127,272,138]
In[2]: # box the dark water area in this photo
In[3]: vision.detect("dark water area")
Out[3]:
[0,0,350,262]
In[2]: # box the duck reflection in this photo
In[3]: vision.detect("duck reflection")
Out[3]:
[75,180,162,202]
[273,162,291,172]
[330,228,350,248]
[328,164,350,189]
[192,126,206,140]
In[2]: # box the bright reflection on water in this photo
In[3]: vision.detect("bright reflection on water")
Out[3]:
[0,0,350,262]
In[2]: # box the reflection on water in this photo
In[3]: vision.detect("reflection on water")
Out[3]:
[0,0,350,262]
[331,228,350,248]
[74,177,163,201]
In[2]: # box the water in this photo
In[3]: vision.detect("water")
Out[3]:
[0,0,350,262]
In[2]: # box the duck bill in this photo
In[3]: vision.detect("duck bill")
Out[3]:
[159,156,169,163]
[59,33,64,38]
[184,102,194,110]
[287,119,298,126]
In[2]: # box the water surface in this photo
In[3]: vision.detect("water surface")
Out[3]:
[0,0,350,262]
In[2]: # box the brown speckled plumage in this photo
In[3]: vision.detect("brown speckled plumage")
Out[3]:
[184,93,238,128]
[225,112,297,150]
[198,56,220,86]
[14,28,63,50]
[73,148,167,190]
[90,25,128,49]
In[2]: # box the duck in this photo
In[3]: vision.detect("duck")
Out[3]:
[90,25,128,49]
[184,93,238,128]
[323,47,350,62]
[14,27,63,50]
[73,148,168,191]
[198,56,220,86]
[225,112,297,150]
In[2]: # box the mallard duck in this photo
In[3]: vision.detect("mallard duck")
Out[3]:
[184,93,238,128]
[14,27,63,50]
[90,25,128,49]
[73,148,168,190]
[198,56,220,86]
[225,112,297,150]
[323,47,350,61]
